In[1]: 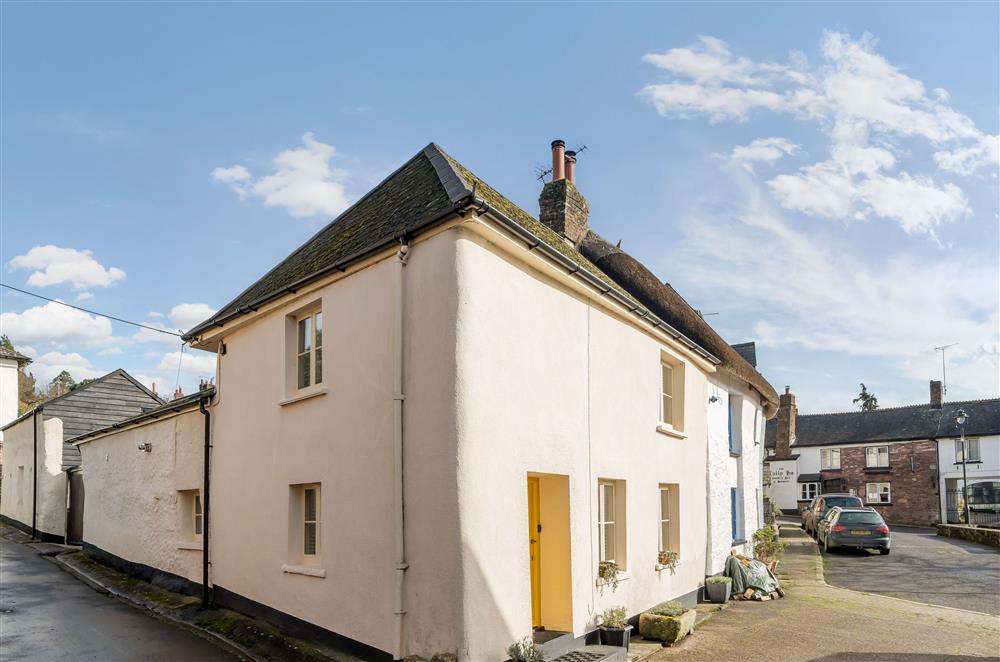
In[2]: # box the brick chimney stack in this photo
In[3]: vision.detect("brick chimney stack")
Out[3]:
[775,386,797,458]
[174,386,184,401]
[930,380,943,408]
[539,139,590,246]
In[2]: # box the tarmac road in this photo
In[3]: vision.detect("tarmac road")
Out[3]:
[821,525,1000,615]
[0,534,235,662]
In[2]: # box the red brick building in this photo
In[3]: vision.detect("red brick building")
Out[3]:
[765,381,999,526]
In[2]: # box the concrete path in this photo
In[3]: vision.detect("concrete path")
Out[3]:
[822,525,1000,616]
[646,524,1000,661]
[0,532,236,661]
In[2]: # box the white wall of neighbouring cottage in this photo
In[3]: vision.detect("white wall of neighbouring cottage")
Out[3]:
[0,414,65,539]
[76,408,205,584]
[0,358,20,436]
[705,376,766,574]
[765,458,801,513]
[452,222,714,662]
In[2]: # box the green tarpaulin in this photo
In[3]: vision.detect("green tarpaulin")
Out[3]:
[724,555,781,599]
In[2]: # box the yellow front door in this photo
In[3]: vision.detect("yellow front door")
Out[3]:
[528,476,541,629]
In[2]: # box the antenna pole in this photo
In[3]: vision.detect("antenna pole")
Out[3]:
[934,343,958,394]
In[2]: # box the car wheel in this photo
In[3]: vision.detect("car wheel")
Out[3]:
[879,548,890,556]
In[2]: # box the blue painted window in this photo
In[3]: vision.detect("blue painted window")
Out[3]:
[731,487,738,540]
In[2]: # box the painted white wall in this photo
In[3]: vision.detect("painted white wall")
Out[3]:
[452,224,713,661]
[0,358,20,438]
[0,414,65,539]
[76,408,205,583]
[937,434,1000,521]
[764,458,799,513]
[205,226,462,659]
[705,377,765,573]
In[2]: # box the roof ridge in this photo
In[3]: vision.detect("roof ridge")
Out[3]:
[423,143,473,204]
[799,396,1000,418]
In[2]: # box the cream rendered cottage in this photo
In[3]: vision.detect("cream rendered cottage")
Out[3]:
[178,141,778,661]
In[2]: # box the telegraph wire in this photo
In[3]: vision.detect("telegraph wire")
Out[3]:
[0,282,185,338]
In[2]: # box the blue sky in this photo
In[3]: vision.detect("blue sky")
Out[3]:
[1,2,997,412]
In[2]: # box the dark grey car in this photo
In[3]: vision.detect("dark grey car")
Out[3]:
[802,494,864,537]
[818,508,891,555]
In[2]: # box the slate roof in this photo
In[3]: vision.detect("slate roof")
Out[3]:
[184,143,777,408]
[0,347,31,364]
[71,387,215,445]
[765,398,1000,448]
[2,369,164,470]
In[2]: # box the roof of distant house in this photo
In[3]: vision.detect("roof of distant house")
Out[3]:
[730,342,757,368]
[71,387,215,445]
[184,143,777,410]
[0,347,31,364]
[765,397,1000,447]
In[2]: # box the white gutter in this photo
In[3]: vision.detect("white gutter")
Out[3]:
[392,241,410,661]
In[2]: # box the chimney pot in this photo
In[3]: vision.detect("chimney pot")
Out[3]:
[564,150,577,183]
[551,140,565,181]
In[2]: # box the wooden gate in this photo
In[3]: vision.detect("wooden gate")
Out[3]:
[67,470,85,544]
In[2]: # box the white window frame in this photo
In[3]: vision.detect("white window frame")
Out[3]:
[658,484,680,558]
[295,309,323,391]
[799,482,819,501]
[301,484,321,563]
[193,493,203,539]
[955,438,980,463]
[865,445,890,469]
[866,482,891,504]
[660,363,675,428]
[598,480,617,564]
[820,448,841,470]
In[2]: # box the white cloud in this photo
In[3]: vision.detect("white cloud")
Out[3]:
[147,311,165,318]
[671,173,998,400]
[157,350,217,379]
[641,31,998,236]
[29,351,103,384]
[728,137,799,172]
[98,347,124,356]
[0,301,113,348]
[169,303,215,332]
[8,245,126,290]
[211,133,351,218]
[75,291,94,302]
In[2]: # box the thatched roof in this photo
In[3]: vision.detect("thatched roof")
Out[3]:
[580,232,778,412]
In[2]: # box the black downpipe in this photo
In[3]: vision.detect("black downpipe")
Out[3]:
[31,408,40,539]
[199,397,212,608]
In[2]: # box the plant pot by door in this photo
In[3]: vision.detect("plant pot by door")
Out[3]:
[599,625,632,649]
[705,581,732,603]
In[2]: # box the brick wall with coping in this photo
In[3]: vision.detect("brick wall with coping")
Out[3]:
[819,440,940,526]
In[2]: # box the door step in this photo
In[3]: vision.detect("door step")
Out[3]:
[550,646,626,662]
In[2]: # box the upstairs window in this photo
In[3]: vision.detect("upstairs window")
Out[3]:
[296,310,323,390]
[955,438,980,463]
[658,358,685,433]
[865,445,889,469]
[821,448,841,470]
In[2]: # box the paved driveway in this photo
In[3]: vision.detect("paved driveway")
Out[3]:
[0,536,235,661]
[821,525,1000,615]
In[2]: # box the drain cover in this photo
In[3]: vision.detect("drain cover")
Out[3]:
[551,652,607,662]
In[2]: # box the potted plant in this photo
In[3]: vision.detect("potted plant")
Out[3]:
[638,600,696,645]
[657,550,679,573]
[597,560,621,590]
[506,636,544,662]
[752,526,788,572]
[598,605,632,649]
[704,575,732,603]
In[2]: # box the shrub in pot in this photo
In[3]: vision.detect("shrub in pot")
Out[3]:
[705,575,732,603]
[506,636,543,662]
[598,605,632,649]
[638,600,696,645]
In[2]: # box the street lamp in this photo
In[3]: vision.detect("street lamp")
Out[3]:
[956,409,970,525]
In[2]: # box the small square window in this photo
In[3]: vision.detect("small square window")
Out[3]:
[865,446,889,469]
[866,482,891,504]
[821,449,841,470]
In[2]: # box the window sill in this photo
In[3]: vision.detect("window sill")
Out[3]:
[864,467,891,473]
[729,450,742,458]
[954,460,982,465]
[595,570,631,587]
[281,564,326,578]
[731,539,748,546]
[867,502,892,506]
[656,424,687,439]
[279,387,328,407]
[655,561,681,573]
[176,541,203,551]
